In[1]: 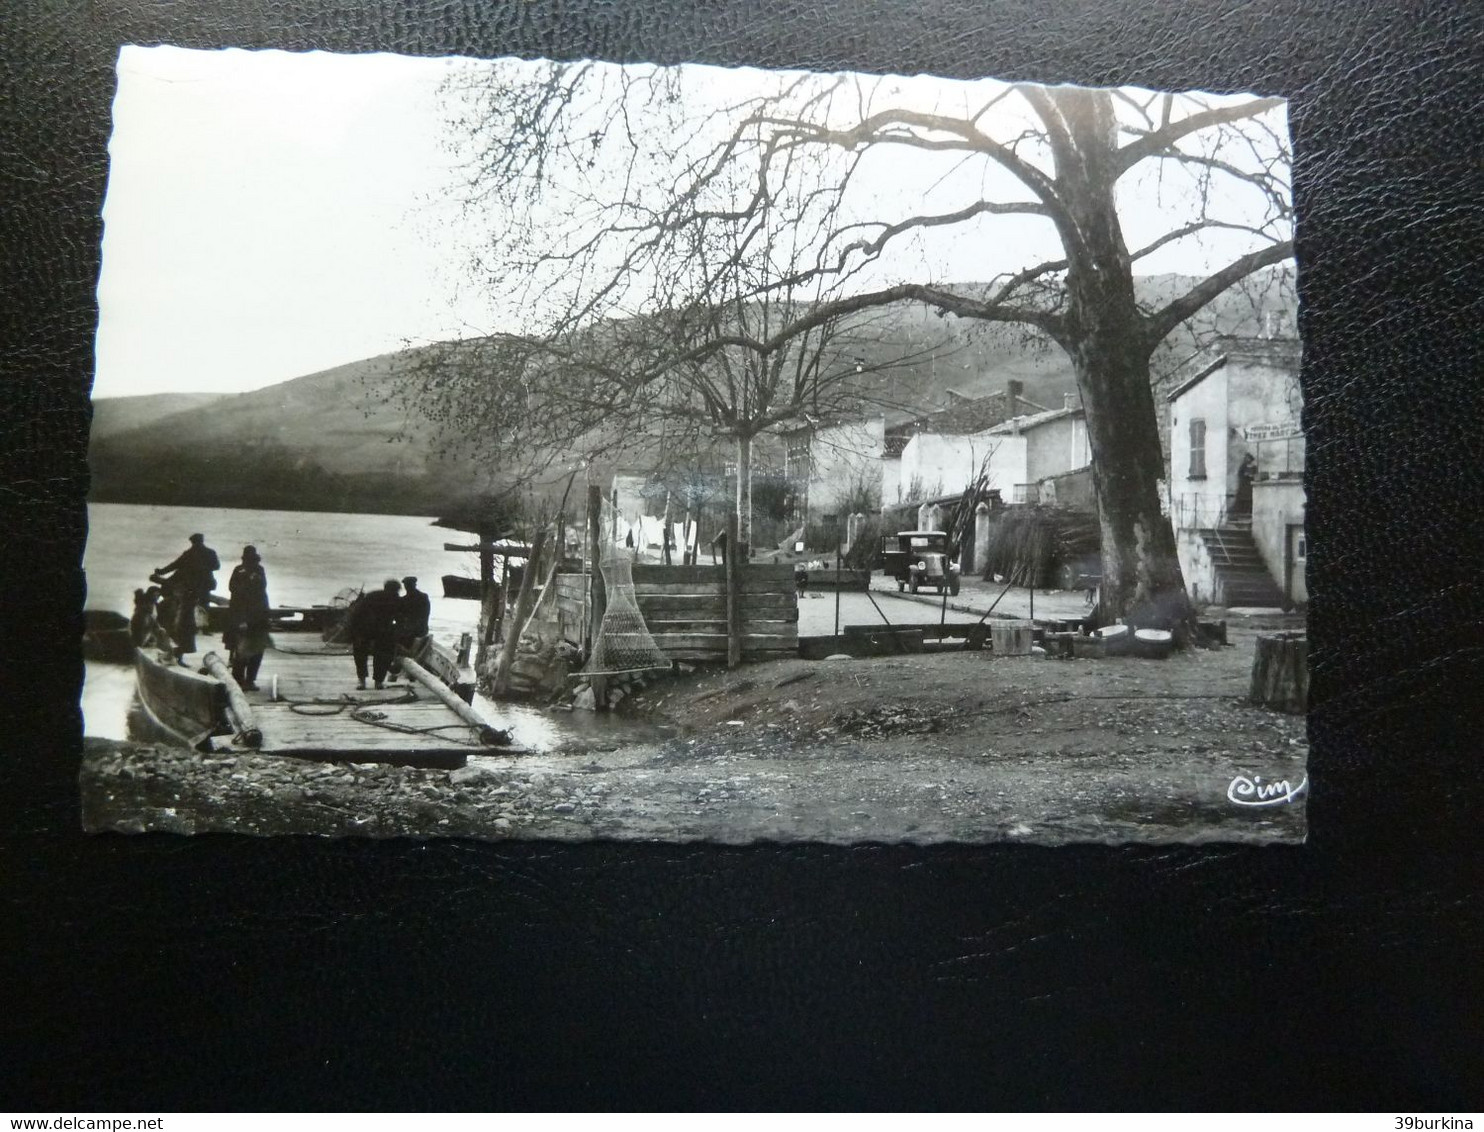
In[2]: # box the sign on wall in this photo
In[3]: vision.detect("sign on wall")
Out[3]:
[1242,419,1302,442]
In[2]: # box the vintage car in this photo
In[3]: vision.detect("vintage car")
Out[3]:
[881,530,961,595]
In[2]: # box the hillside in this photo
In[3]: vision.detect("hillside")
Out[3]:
[89,392,227,440]
[89,267,1295,515]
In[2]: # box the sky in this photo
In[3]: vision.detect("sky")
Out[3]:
[92,46,1289,400]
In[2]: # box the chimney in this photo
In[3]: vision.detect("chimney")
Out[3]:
[1262,310,1291,339]
[1063,393,1076,411]
[1007,379,1024,402]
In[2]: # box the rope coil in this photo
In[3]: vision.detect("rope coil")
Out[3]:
[278,687,487,747]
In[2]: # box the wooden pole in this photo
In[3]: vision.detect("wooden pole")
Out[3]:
[587,484,606,655]
[492,527,548,696]
[478,520,495,601]
[400,656,510,746]
[587,484,610,707]
[496,556,510,642]
[661,491,673,567]
[834,540,842,638]
[726,508,742,669]
[201,652,261,748]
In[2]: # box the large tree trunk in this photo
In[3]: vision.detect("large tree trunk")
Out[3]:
[1053,87,1193,633]
[1075,343,1191,630]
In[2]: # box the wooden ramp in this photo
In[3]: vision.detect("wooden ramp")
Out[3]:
[228,639,512,769]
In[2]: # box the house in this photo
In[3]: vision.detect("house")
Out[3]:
[781,415,886,525]
[898,430,1026,504]
[984,394,1093,503]
[1165,334,1305,608]
[884,380,1051,506]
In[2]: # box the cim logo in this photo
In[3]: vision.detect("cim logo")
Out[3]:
[1227,773,1308,807]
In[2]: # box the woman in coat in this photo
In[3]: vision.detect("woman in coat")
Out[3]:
[226,545,271,690]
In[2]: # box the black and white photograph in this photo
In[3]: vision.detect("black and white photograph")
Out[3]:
[10,0,1483,1113]
[82,45,1308,846]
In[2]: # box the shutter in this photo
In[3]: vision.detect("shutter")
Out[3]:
[1189,418,1207,478]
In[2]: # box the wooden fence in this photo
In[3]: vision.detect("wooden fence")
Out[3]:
[554,563,799,663]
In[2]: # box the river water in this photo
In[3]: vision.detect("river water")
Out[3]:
[82,502,646,750]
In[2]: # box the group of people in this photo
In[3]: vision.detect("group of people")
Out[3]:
[343,576,431,691]
[130,534,273,689]
[130,533,222,663]
[130,532,433,695]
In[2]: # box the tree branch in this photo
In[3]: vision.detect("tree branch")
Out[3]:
[1142,239,1295,345]
[1115,97,1284,173]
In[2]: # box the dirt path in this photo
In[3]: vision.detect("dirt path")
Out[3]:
[81,625,1307,846]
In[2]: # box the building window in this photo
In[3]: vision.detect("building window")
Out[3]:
[1188,418,1207,479]
[1295,531,1307,561]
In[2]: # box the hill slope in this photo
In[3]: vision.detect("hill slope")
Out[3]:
[89,267,1295,515]
[89,392,227,441]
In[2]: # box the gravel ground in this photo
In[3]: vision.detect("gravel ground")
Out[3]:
[80,624,1306,846]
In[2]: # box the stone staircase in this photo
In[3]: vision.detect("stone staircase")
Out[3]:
[1198,520,1286,608]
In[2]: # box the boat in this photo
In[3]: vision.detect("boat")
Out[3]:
[83,609,135,664]
[441,574,483,601]
[130,603,521,769]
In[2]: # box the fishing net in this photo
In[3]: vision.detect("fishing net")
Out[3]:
[581,544,672,677]
[319,586,363,648]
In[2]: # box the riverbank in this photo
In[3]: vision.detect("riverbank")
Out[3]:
[80,622,1307,846]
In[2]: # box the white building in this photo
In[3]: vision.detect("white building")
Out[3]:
[1166,335,1305,608]
[984,396,1092,502]
[782,415,886,523]
[897,430,1026,503]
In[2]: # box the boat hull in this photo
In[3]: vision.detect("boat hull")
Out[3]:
[132,648,227,749]
[441,574,482,601]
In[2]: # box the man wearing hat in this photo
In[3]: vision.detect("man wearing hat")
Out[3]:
[226,546,271,690]
[398,576,431,640]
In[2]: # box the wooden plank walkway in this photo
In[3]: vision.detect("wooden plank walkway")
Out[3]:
[233,639,501,767]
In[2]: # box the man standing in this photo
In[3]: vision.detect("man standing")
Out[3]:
[226,545,271,691]
[1233,452,1258,518]
[398,576,431,647]
[347,578,402,690]
[153,533,220,663]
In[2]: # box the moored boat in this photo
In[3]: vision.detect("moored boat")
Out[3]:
[441,573,483,601]
[83,609,135,664]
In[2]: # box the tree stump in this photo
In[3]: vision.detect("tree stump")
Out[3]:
[1249,631,1308,714]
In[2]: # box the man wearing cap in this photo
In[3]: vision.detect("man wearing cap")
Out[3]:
[155,533,220,603]
[346,578,402,690]
[153,533,220,662]
[398,576,431,641]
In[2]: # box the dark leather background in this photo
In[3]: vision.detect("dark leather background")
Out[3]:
[3,0,1481,1110]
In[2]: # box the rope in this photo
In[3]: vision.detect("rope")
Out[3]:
[344,710,487,747]
[274,643,353,656]
[277,686,486,747]
[284,687,418,716]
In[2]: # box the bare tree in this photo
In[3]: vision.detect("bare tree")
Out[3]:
[403,148,948,547]
[427,60,1292,627]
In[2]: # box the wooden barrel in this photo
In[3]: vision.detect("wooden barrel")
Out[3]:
[1132,628,1174,659]
[991,622,1034,656]
[1096,623,1133,656]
